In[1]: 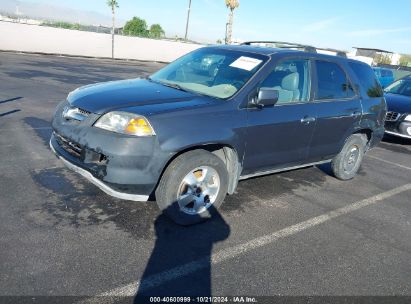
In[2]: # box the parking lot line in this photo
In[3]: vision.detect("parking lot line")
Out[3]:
[82,183,411,301]
[367,155,411,171]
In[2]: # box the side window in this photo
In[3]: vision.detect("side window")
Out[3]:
[260,59,310,104]
[349,62,384,98]
[315,61,355,100]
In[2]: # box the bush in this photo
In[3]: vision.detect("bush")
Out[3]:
[149,24,165,39]
[123,17,149,37]
[41,21,80,30]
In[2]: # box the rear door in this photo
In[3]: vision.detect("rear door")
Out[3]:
[307,60,362,162]
[242,58,317,175]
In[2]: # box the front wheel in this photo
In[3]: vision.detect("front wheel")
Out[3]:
[155,150,228,225]
[331,134,367,180]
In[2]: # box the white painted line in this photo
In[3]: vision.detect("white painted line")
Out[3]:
[83,183,411,301]
[367,155,411,171]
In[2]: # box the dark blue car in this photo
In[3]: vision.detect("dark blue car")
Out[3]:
[50,45,386,225]
[384,75,411,139]
[373,67,395,88]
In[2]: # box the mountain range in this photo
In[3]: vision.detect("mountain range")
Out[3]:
[0,0,126,26]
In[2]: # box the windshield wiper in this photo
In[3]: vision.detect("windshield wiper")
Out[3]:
[146,77,189,92]
[160,82,188,92]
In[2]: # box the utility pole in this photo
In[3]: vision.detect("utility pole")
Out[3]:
[111,6,115,59]
[184,0,192,41]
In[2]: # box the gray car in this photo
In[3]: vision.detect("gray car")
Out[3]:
[51,45,386,225]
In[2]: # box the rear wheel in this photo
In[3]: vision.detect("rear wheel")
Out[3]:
[155,150,228,225]
[331,134,367,180]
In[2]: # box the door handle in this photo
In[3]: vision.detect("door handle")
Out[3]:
[301,116,316,124]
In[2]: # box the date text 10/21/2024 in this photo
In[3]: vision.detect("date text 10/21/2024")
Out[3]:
[149,297,258,303]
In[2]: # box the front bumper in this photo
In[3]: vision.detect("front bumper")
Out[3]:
[50,100,173,201]
[50,137,150,201]
[385,119,411,139]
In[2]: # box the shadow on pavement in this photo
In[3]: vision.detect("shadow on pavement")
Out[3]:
[24,117,53,146]
[382,134,411,146]
[0,97,23,104]
[0,109,21,117]
[134,205,230,301]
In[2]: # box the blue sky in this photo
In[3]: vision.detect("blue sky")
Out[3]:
[15,0,411,53]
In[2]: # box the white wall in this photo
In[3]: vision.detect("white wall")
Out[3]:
[0,15,42,25]
[0,22,203,62]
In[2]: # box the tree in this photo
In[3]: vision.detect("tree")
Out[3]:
[374,53,392,65]
[225,0,239,44]
[149,24,165,39]
[124,17,149,37]
[399,54,411,67]
[107,0,119,59]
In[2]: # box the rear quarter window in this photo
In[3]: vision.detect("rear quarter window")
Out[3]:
[349,62,384,98]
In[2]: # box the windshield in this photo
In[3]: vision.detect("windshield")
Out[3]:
[150,48,268,99]
[385,78,411,97]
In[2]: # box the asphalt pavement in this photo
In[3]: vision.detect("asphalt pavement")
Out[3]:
[0,52,410,302]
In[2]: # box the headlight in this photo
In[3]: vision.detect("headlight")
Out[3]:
[94,111,155,136]
[404,114,411,122]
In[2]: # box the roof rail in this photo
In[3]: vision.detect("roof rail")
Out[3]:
[316,47,347,58]
[241,41,317,53]
[241,41,350,58]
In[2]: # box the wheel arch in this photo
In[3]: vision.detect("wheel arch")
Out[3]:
[353,128,373,148]
[152,144,241,199]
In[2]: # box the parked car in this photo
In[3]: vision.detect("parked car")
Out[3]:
[384,75,411,139]
[50,45,386,225]
[373,67,395,88]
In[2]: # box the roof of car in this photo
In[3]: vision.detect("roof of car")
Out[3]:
[212,44,280,55]
[211,44,351,62]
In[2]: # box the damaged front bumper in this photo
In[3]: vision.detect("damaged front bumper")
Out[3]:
[49,101,174,202]
[50,136,150,201]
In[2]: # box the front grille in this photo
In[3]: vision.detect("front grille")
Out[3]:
[55,133,82,159]
[385,111,400,122]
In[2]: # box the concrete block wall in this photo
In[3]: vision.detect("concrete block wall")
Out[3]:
[0,22,203,62]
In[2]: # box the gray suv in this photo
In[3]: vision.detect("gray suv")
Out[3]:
[50,44,386,225]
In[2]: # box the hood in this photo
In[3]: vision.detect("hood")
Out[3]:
[67,79,214,114]
[384,93,411,113]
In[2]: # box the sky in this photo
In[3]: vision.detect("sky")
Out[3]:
[6,0,411,54]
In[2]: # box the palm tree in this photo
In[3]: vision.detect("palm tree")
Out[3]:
[107,0,119,59]
[225,0,239,44]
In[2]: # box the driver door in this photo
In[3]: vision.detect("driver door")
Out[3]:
[242,58,317,175]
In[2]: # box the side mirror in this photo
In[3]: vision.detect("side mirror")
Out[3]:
[255,87,279,107]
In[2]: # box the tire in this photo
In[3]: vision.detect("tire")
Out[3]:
[155,150,228,226]
[331,134,367,180]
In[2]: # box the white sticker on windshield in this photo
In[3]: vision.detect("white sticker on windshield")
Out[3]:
[229,56,262,71]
